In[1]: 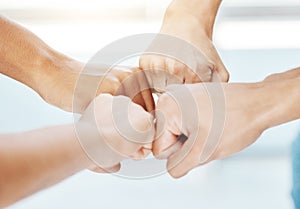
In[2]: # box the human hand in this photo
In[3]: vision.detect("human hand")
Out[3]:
[77,94,155,172]
[153,82,271,178]
[48,64,154,173]
[139,4,229,91]
[37,60,154,114]
[0,17,154,114]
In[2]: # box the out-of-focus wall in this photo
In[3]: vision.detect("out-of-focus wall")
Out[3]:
[1,1,300,209]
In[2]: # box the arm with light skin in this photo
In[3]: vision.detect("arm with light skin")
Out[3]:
[0,94,154,207]
[0,16,154,113]
[165,0,222,38]
[153,68,300,178]
[0,125,96,208]
[0,15,155,174]
[139,0,228,84]
[0,16,79,104]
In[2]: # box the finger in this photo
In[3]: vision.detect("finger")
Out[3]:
[109,96,155,147]
[194,62,213,82]
[211,58,229,82]
[165,73,184,87]
[149,70,168,94]
[117,102,155,159]
[117,68,155,113]
[114,68,143,103]
[143,59,168,93]
[153,96,181,158]
[164,58,185,85]
[129,101,155,143]
[212,66,229,82]
[139,54,151,70]
[184,67,202,84]
[166,133,201,178]
[82,94,152,168]
[129,144,152,160]
[139,89,155,113]
[133,69,155,113]
[155,140,183,160]
[153,129,178,158]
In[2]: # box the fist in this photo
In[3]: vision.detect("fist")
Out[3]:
[77,94,155,172]
[153,83,265,178]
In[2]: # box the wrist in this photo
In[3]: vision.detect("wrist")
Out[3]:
[65,124,96,169]
[35,49,83,93]
[256,79,300,130]
[165,0,221,38]
[33,49,87,112]
[161,11,212,39]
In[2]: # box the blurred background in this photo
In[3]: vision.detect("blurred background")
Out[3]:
[1,0,300,208]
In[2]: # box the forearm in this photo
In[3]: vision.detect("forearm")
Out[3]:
[261,78,300,129]
[0,16,82,96]
[0,124,92,207]
[166,0,222,38]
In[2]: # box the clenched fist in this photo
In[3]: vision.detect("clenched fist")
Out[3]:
[153,82,281,178]
[77,94,155,172]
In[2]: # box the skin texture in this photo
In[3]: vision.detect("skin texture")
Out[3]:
[139,0,229,85]
[0,0,299,206]
[0,15,155,174]
[0,15,156,204]
[78,94,155,168]
[0,16,155,114]
[0,94,155,208]
[153,68,300,178]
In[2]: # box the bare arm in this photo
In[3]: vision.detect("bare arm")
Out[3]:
[0,93,155,207]
[166,0,222,38]
[139,0,228,85]
[0,16,80,96]
[0,125,94,208]
[0,16,155,113]
[262,68,300,128]
[153,67,300,178]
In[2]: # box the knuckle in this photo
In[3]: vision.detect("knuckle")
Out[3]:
[151,58,166,71]
[185,67,200,83]
[119,72,133,82]
[173,61,186,72]
[152,147,161,158]
[195,63,213,82]
[110,78,122,93]
[130,103,154,131]
[175,61,186,72]
[139,56,149,68]
[218,69,230,82]
[131,67,142,73]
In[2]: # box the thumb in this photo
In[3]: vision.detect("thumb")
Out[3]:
[152,105,180,159]
[212,63,229,82]
[166,132,200,178]
[152,128,178,159]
